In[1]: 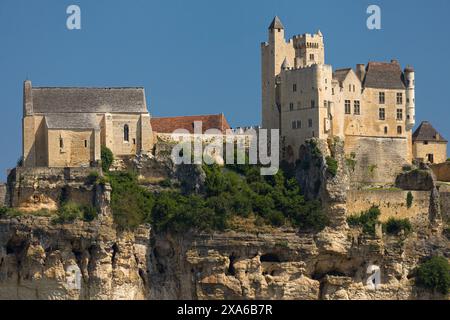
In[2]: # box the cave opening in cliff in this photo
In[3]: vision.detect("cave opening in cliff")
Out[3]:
[260,253,281,263]
[227,254,237,276]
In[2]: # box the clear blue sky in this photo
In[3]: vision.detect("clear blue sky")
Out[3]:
[0,0,449,180]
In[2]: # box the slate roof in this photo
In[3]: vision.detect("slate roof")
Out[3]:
[31,87,147,114]
[333,68,352,86]
[269,16,284,30]
[151,114,231,134]
[413,121,448,143]
[362,61,406,90]
[45,113,100,130]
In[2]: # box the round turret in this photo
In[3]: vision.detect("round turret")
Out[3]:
[405,66,415,130]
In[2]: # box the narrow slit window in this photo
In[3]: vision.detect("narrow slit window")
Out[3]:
[124,124,129,142]
[84,140,88,148]
[59,137,64,149]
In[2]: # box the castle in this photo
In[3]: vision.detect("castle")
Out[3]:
[261,16,446,183]
[18,16,447,184]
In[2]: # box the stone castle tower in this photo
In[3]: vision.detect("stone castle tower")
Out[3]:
[261,16,417,184]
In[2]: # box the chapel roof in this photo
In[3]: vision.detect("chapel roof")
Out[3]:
[31,87,147,114]
[45,113,100,130]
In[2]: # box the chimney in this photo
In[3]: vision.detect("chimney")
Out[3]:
[356,64,366,82]
[23,80,33,116]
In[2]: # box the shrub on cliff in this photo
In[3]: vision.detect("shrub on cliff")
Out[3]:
[406,191,414,209]
[415,256,450,295]
[384,217,412,236]
[326,156,338,177]
[151,192,228,232]
[53,201,98,223]
[101,145,114,172]
[149,164,328,232]
[347,206,381,236]
[108,171,154,230]
[0,207,22,218]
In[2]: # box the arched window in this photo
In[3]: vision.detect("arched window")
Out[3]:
[124,124,129,142]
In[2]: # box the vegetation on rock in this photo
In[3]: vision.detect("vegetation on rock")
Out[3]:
[326,156,338,177]
[150,164,327,233]
[347,206,381,236]
[415,256,450,295]
[108,171,154,230]
[103,161,328,232]
[384,217,412,236]
[101,145,114,172]
[53,201,98,223]
[406,191,414,209]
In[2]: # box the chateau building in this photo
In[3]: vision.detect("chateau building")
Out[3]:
[22,80,153,168]
[413,121,448,164]
[261,16,421,183]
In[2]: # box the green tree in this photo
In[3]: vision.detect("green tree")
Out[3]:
[101,145,114,172]
[416,256,450,295]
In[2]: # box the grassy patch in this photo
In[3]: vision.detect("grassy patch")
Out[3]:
[52,201,98,224]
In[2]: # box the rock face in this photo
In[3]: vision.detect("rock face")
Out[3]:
[0,215,149,300]
[0,214,447,300]
[296,138,349,228]
[0,144,447,300]
[395,167,435,191]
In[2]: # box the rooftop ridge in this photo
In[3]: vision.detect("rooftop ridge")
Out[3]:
[151,113,224,119]
[33,86,145,90]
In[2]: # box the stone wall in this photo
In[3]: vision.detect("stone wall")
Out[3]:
[345,136,409,185]
[414,142,447,165]
[347,190,431,224]
[47,129,97,167]
[8,167,101,211]
[440,191,450,221]
[0,184,7,207]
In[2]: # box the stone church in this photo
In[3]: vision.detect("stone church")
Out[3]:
[22,80,153,168]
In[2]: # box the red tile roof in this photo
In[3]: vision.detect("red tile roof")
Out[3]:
[151,114,231,134]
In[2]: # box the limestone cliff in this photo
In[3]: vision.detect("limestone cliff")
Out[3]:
[0,214,447,300]
[0,141,448,300]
